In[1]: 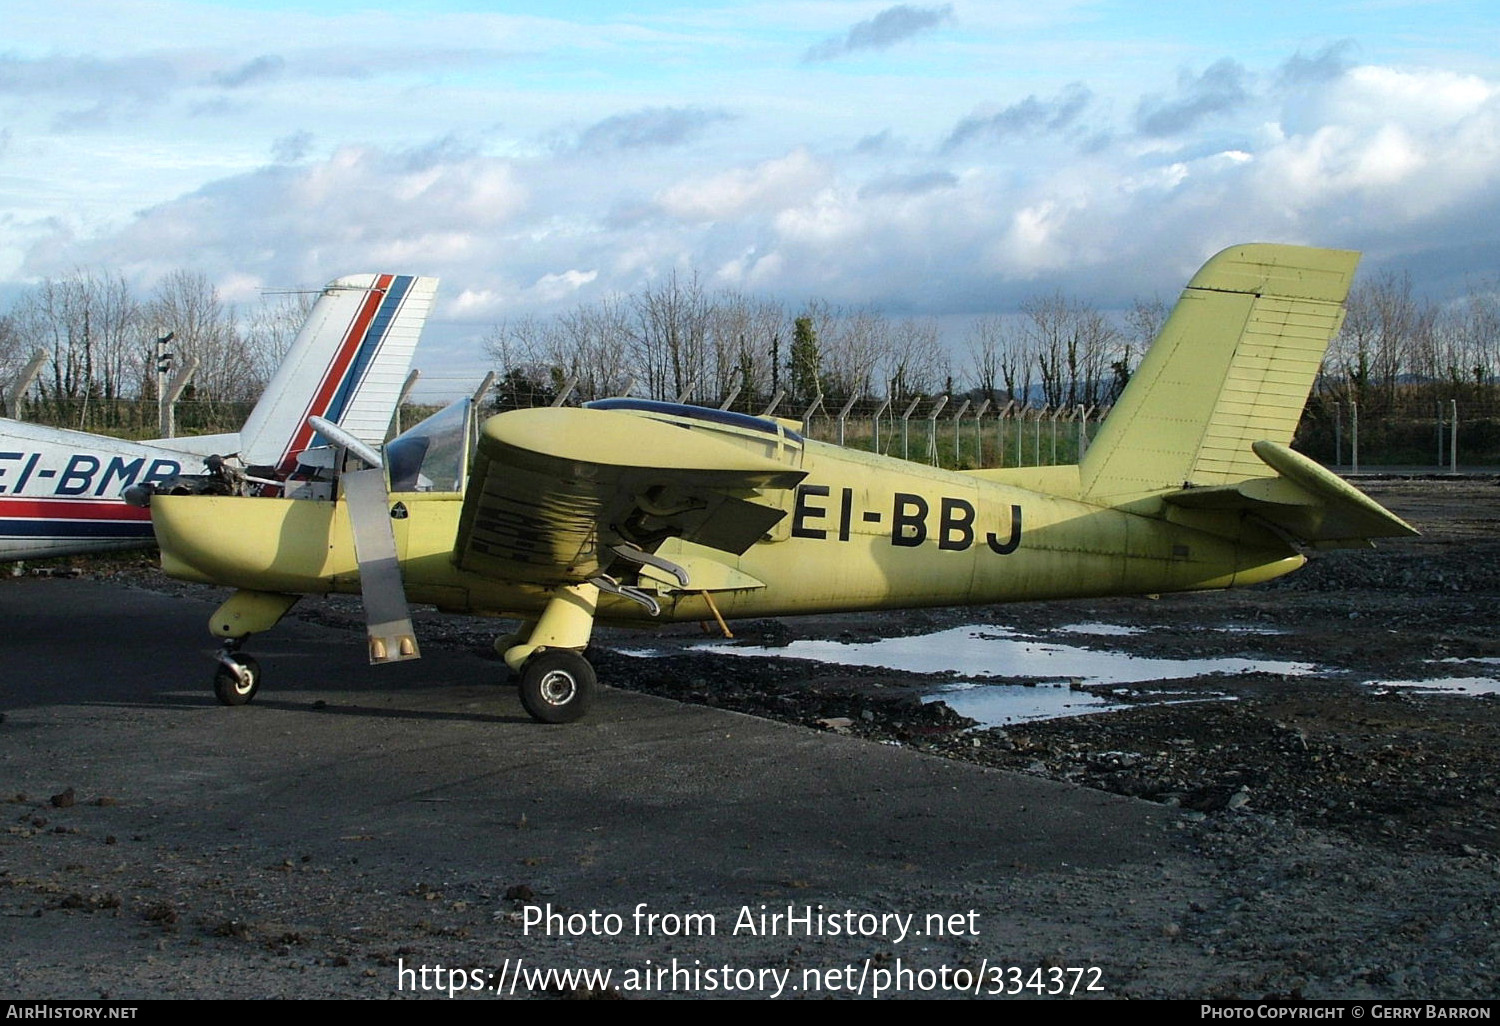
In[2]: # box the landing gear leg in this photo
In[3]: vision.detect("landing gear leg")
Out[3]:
[498,583,600,724]
[493,619,538,681]
[206,590,298,708]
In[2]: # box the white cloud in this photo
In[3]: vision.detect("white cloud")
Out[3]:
[656,149,828,223]
[530,268,598,302]
[7,3,1500,383]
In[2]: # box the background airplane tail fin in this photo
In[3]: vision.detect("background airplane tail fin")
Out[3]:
[238,274,438,471]
[1080,244,1359,506]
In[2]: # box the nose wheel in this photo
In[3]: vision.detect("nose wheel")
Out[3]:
[518,650,597,724]
[213,644,262,706]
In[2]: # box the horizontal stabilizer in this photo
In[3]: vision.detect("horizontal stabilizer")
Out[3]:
[1163,441,1417,548]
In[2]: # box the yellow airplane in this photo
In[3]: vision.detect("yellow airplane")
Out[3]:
[142,244,1415,723]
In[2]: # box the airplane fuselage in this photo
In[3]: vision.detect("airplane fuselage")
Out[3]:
[151,431,1303,628]
[0,420,189,558]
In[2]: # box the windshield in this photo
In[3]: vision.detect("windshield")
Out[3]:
[385,398,472,492]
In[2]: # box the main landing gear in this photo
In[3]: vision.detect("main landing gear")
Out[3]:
[497,582,602,724]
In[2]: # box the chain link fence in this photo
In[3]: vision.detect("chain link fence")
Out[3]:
[20,389,1496,474]
[1299,396,1500,471]
[11,396,255,440]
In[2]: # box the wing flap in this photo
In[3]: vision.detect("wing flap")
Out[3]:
[638,553,766,593]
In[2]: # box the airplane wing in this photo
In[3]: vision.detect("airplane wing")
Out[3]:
[452,402,807,586]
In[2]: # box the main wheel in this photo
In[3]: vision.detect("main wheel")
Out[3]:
[213,653,261,706]
[518,650,597,724]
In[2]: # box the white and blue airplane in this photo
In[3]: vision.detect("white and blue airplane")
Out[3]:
[0,273,438,560]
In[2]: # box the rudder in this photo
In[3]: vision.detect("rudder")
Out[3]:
[1080,244,1359,506]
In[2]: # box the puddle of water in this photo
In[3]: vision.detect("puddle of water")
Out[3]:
[1055,623,1143,637]
[701,625,1315,686]
[677,625,1315,728]
[928,684,1239,727]
[927,681,1121,724]
[1054,622,1286,637]
[1367,676,1500,696]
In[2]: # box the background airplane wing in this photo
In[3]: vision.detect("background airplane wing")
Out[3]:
[452,405,806,586]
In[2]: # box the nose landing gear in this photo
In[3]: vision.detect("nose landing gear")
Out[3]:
[213,642,262,706]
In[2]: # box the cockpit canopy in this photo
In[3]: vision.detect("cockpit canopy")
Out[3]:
[385,397,474,493]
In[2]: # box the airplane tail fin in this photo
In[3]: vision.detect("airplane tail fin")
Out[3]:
[1079,243,1416,548]
[1081,244,1357,505]
[238,274,439,472]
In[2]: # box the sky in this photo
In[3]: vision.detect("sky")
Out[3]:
[2,1,1498,397]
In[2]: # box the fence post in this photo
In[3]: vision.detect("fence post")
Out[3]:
[801,394,824,436]
[900,396,921,461]
[466,370,491,407]
[385,368,424,440]
[926,396,948,466]
[1335,402,1343,466]
[1436,400,1444,469]
[159,356,200,438]
[835,393,859,447]
[1351,400,1359,474]
[973,399,990,467]
[760,389,786,419]
[999,401,1014,467]
[5,349,48,420]
[1451,398,1459,473]
[154,333,175,436]
[551,376,578,407]
[718,383,742,412]
[950,399,970,466]
[869,397,891,453]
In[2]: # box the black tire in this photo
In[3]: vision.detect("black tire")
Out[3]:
[213,654,261,706]
[518,650,597,724]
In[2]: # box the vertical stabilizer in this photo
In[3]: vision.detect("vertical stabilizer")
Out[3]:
[238,274,438,471]
[1080,244,1358,505]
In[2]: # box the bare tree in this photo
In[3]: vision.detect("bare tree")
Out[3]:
[1022,291,1119,408]
[244,289,318,392]
[10,271,140,424]
[1115,297,1165,400]
[963,316,1007,404]
[820,304,888,400]
[145,271,253,403]
[882,318,947,402]
[1330,270,1433,411]
[708,290,784,407]
[629,270,709,401]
